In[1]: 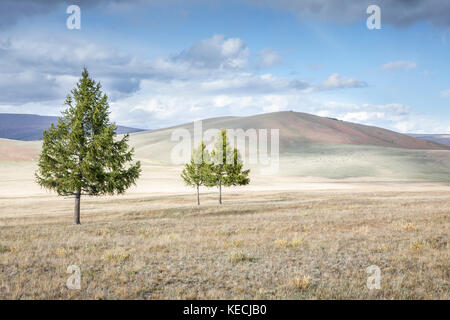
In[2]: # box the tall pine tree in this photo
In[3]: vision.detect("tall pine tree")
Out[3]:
[181,142,211,205]
[35,68,141,224]
[208,129,250,204]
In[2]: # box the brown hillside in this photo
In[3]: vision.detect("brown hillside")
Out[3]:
[133,111,449,151]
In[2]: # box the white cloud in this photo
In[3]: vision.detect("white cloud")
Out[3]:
[306,100,449,133]
[106,73,405,129]
[0,32,368,109]
[392,119,450,134]
[317,73,367,90]
[393,121,416,133]
[382,61,417,71]
[0,32,374,130]
[321,102,410,124]
[173,34,250,70]
[440,89,450,97]
[341,111,378,122]
[257,48,282,68]
[316,110,331,117]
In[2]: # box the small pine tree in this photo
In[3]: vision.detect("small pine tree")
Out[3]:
[225,147,250,187]
[208,129,250,204]
[35,68,141,224]
[181,142,211,205]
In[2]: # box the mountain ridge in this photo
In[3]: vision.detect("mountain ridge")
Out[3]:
[0,113,145,141]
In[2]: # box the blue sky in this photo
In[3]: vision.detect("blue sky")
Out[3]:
[0,0,449,132]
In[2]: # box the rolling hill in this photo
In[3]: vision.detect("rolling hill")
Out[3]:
[129,111,448,161]
[125,111,450,181]
[0,113,145,141]
[133,111,447,149]
[0,111,449,183]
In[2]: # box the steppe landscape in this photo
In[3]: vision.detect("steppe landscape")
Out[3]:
[0,112,449,299]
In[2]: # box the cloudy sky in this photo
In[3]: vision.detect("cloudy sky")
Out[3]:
[1,0,449,133]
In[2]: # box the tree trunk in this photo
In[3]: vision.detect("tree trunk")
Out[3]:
[219,179,222,205]
[74,190,81,225]
[197,184,200,205]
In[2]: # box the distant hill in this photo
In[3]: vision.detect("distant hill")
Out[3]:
[407,134,450,147]
[1,111,449,181]
[0,113,145,141]
[131,111,448,155]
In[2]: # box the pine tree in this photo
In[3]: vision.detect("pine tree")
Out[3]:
[208,129,250,204]
[35,68,141,224]
[181,142,211,205]
[225,147,250,187]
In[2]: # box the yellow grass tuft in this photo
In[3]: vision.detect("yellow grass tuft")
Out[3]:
[55,248,70,256]
[394,221,419,232]
[229,250,255,263]
[353,225,370,233]
[103,251,131,263]
[138,229,152,238]
[229,240,243,247]
[402,223,419,232]
[275,238,304,248]
[95,228,113,237]
[290,274,311,290]
[410,241,428,251]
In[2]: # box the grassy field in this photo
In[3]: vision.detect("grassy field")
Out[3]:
[0,189,448,299]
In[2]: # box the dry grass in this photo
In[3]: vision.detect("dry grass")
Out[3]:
[289,274,312,290]
[0,189,448,299]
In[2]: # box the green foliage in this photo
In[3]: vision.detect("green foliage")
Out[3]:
[181,142,211,205]
[205,129,250,204]
[224,148,250,186]
[181,142,211,188]
[181,130,250,205]
[35,68,141,197]
[208,129,250,188]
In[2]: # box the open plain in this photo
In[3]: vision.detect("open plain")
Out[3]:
[0,181,449,299]
[0,112,449,299]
